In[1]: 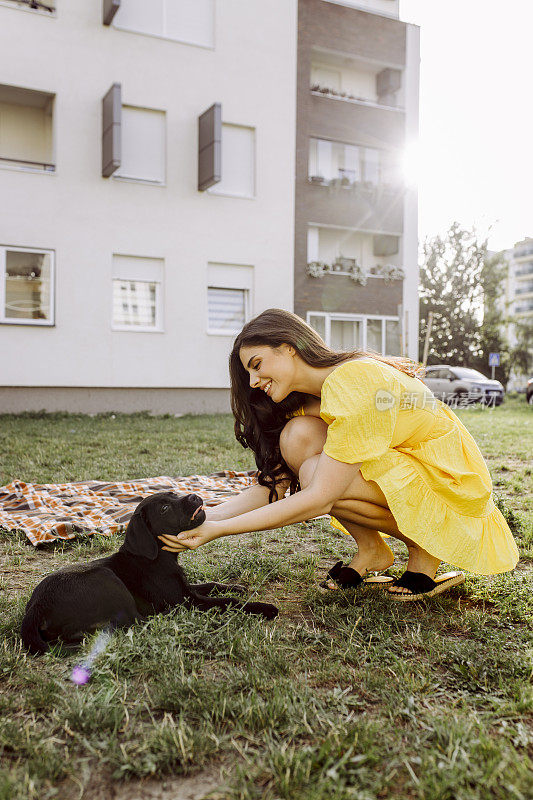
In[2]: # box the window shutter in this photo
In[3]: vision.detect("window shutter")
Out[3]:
[103,0,120,25]
[198,102,221,191]
[376,68,401,104]
[102,83,121,177]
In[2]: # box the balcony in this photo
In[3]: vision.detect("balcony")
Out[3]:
[515,261,533,277]
[514,243,533,260]
[515,283,533,297]
[310,50,404,111]
[515,302,533,314]
[0,84,55,172]
[307,226,403,283]
[306,136,403,231]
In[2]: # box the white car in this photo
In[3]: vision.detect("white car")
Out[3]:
[422,366,505,406]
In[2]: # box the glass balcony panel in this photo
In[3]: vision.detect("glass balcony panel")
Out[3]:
[364,148,380,184]
[309,315,326,341]
[515,283,533,296]
[331,319,361,351]
[367,319,383,352]
[385,319,401,355]
[311,65,341,92]
[317,139,334,180]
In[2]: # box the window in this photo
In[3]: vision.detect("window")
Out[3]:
[1,0,55,13]
[311,66,341,92]
[308,137,397,187]
[0,246,54,325]
[0,84,54,172]
[331,318,362,350]
[208,124,255,199]
[307,313,401,355]
[112,255,163,331]
[114,106,165,184]
[207,263,253,335]
[113,0,215,48]
[385,319,401,355]
[366,318,383,351]
[308,314,326,341]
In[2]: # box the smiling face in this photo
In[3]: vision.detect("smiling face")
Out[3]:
[239,344,298,403]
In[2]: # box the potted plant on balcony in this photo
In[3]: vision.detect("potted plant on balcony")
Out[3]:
[306,260,331,278]
[309,175,326,185]
[378,264,405,283]
[349,263,368,285]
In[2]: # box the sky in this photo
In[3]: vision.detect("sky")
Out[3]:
[398,0,533,252]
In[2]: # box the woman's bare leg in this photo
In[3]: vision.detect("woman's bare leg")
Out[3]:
[280,416,442,591]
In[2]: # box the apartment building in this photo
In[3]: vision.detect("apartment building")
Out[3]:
[295,0,419,358]
[0,0,419,414]
[500,237,533,390]
[0,0,297,412]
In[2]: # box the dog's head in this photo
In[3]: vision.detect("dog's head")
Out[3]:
[123,491,206,560]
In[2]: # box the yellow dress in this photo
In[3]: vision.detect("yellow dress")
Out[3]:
[318,359,519,576]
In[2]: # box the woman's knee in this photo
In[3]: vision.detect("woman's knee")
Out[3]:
[280,416,327,473]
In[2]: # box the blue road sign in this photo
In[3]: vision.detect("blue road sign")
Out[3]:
[488,353,500,367]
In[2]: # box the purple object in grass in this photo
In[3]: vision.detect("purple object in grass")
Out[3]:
[70,629,112,686]
[71,666,91,685]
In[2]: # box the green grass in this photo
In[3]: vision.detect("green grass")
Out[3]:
[1,398,532,799]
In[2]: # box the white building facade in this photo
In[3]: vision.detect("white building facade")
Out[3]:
[0,0,418,414]
[0,0,297,412]
[500,238,533,390]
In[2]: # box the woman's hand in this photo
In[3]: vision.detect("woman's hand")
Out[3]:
[158,520,224,553]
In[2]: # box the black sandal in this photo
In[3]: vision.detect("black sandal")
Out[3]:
[320,560,394,591]
[387,570,465,601]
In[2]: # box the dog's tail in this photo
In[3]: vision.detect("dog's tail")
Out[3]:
[20,604,49,654]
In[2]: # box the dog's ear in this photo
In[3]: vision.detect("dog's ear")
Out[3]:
[123,508,159,560]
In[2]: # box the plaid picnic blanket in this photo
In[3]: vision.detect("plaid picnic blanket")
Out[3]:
[0,471,258,546]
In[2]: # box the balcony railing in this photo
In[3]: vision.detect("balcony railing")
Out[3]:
[307,258,404,285]
[515,263,533,277]
[514,245,533,259]
[311,83,404,111]
[307,175,399,193]
[515,283,533,296]
[515,302,533,313]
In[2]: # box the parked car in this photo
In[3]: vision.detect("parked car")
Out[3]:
[422,366,505,406]
[526,377,533,405]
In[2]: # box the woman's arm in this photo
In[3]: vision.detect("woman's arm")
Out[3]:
[159,453,361,552]
[206,479,291,522]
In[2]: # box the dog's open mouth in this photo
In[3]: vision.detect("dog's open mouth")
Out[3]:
[191,504,205,521]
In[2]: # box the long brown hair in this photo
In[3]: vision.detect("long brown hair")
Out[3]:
[229,308,423,501]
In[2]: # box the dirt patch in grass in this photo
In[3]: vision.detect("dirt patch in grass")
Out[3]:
[55,763,226,800]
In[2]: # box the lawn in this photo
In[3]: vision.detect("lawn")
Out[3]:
[1,399,532,800]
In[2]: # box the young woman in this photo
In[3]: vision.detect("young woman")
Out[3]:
[159,309,519,600]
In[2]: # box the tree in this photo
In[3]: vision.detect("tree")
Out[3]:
[419,223,516,384]
[471,251,511,385]
[419,223,487,366]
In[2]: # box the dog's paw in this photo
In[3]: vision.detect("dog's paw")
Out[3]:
[243,601,279,620]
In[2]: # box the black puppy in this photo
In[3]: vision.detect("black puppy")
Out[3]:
[21,491,278,653]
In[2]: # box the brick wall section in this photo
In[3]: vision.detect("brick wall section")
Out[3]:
[295,0,407,320]
[294,275,402,319]
[300,0,406,64]
[304,181,404,232]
